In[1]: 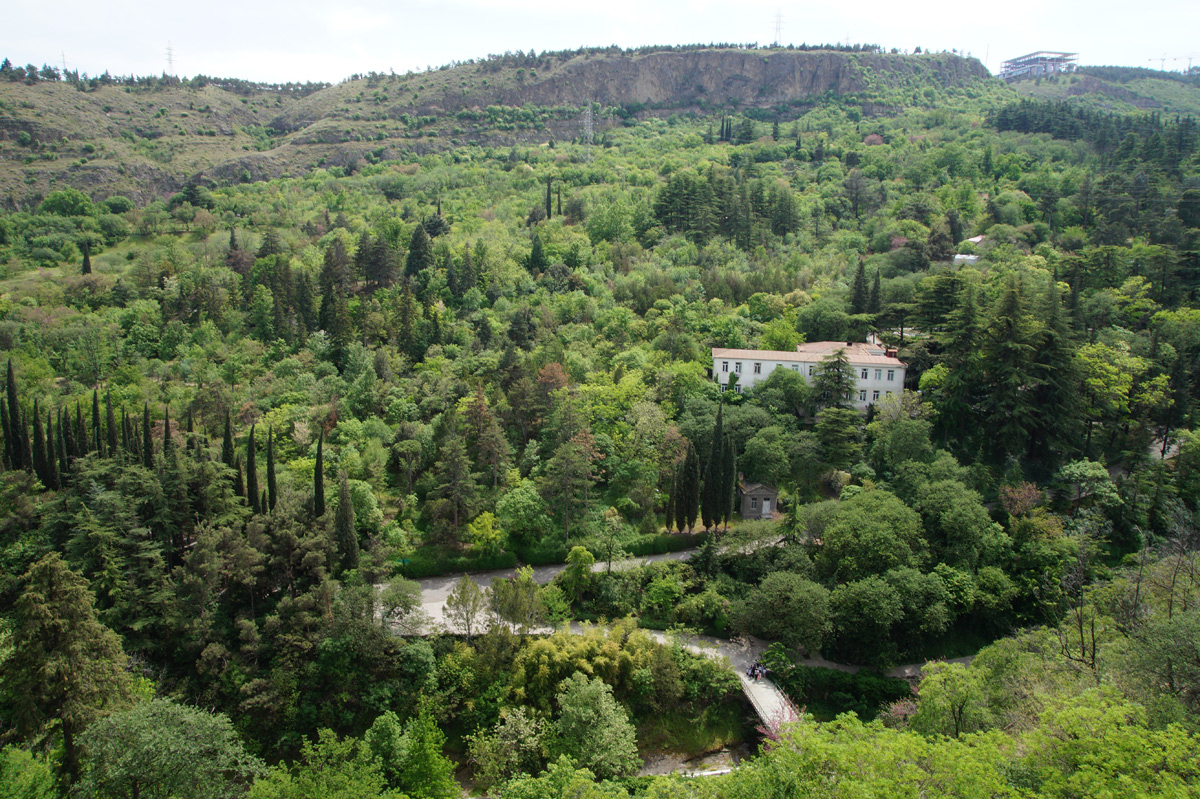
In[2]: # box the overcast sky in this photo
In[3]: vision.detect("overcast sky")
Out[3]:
[5,0,1197,84]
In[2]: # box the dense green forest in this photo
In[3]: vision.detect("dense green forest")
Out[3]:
[1,47,1199,797]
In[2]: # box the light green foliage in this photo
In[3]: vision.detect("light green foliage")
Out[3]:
[553,672,641,780]
[443,574,488,639]
[495,479,551,546]
[76,699,264,799]
[467,511,505,555]
[0,746,55,799]
[910,661,993,737]
[465,706,546,789]
[249,730,403,799]
[562,545,595,602]
[490,565,545,634]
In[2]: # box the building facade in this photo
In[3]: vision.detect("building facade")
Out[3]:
[711,339,906,411]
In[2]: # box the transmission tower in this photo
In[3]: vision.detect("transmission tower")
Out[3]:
[582,103,594,163]
[773,11,783,47]
[166,41,175,76]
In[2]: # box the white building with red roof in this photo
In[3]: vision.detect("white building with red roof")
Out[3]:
[711,337,906,411]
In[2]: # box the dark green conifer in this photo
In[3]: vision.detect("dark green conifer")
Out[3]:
[31,401,48,487]
[6,360,21,469]
[81,242,91,275]
[233,453,245,499]
[868,270,882,315]
[719,434,737,530]
[701,405,724,530]
[335,472,358,574]
[92,390,103,457]
[246,425,260,515]
[314,430,325,517]
[105,393,117,456]
[850,261,869,315]
[680,441,701,532]
[1,396,10,469]
[527,234,548,273]
[44,411,59,490]
[142,404,153,469]
[221,411,234,468]
[162,405,172,457]
[405,223,434,277]
[76,403,89,459]
[266,427,277,511]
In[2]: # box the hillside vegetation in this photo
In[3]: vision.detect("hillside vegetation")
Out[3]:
[1,45,1199,799]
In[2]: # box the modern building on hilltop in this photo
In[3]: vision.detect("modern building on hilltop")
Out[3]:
[711,339,906,411]
[998,51,1078,81]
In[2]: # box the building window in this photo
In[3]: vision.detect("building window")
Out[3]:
[791,364,799,371]
[873,390,880,401]
[719,385,726,393]
[860,368,868,379]
[753,363,761,374]
[734,385,743,394]
[887,370,895,381]
[735,362,742,373]
[808,365,814,376]
[875,369,882,380]
[722,361,728,373]
[859,390,867,401]
[750,497,759,510]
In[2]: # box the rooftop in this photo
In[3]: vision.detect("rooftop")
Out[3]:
[712,340,905,367]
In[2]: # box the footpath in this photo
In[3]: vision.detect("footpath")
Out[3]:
[406,548,971,728]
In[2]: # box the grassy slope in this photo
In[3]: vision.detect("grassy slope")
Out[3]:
[1010,72,1200,116]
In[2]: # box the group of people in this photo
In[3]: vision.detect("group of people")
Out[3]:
[746,660,769,682]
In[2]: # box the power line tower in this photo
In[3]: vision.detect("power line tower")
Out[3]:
[582,102,594,163]
[773,10,783,47]
[166,41,175,76]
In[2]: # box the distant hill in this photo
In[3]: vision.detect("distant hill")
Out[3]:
[0,47,995,206]
[1009,66,1200,117]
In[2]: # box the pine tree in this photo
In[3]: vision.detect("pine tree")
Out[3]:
[850,261,869,315]
[141,404,153,470]
[405,223,435,277]
[813,349,857,410]
[246,425,260,515]
[526,234,548,273]
[314,430,326,517]
[1,553,132,781]
[266,427,277,511]
[335,472,358,574]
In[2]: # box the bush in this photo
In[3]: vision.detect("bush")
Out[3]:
[400,547,518,579]
[760,643,910,721]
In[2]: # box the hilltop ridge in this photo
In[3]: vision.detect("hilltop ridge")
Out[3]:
[0,47,995,204]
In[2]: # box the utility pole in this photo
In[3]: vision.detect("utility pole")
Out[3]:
[166,41,175,76]
[773,10,783,47]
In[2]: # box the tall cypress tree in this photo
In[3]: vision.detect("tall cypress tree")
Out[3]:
[81,242,91,275]
[92,390,103,457]
[55,413,69,483]
[314,430,326,518]
[680,441,701,533]
[221,411,234,468]
[850,261,869,315]
[6,360,21,469]
[105,393,117,457]
[701,405,724,530]
[0,396,10,469]
[335,472,358,574]
[142,404,153,470]
[162,405,172,457]
[545,176,553,220]
[266,427,277,511]
[44,411,59,490]
[62,408,76,463]
[76,403,89,459]
[667,464,679,533]
[719,433,737,530]
[868,270,882,315]
[246,425,260,515]
[31,400,48,488]
[184,408,195,455]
